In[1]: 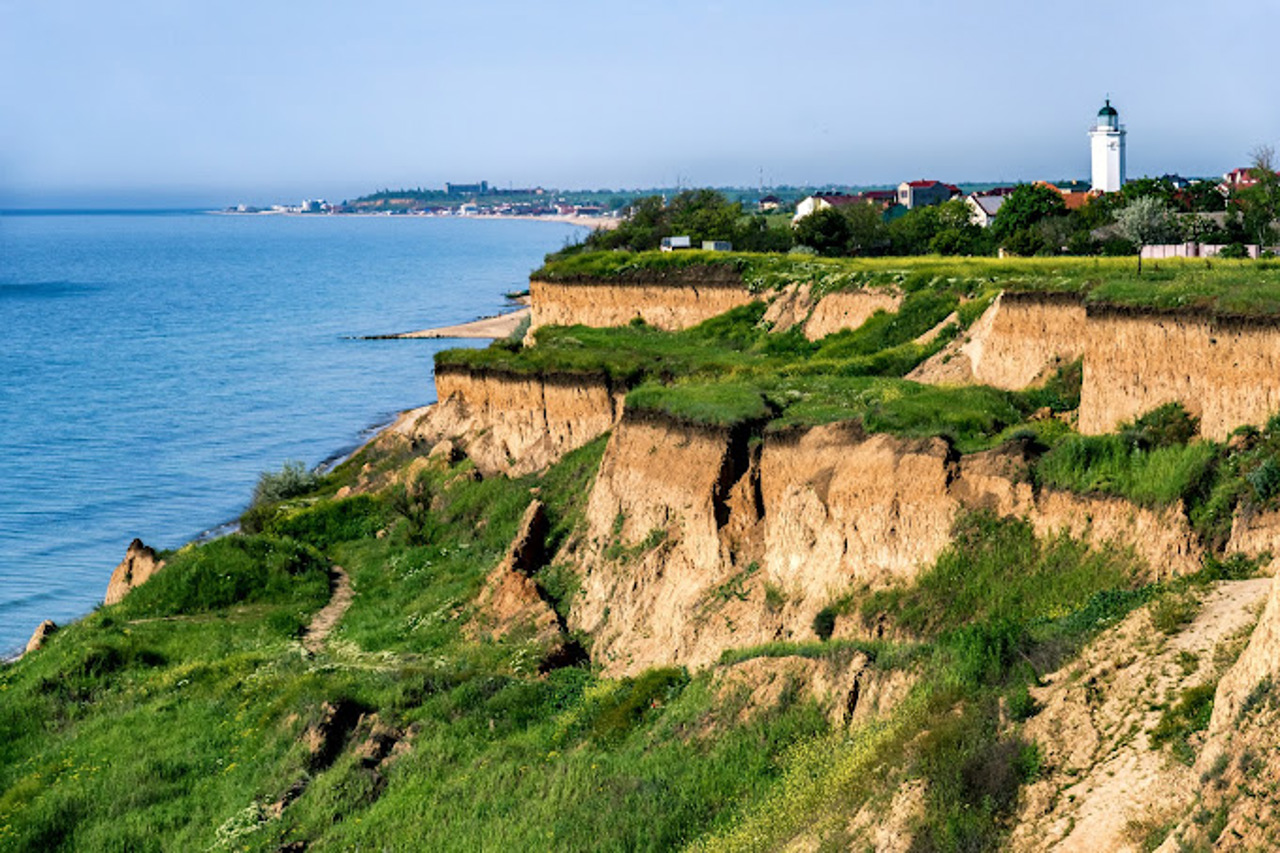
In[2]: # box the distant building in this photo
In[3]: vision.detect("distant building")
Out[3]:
[300,199,327,213]
[445,181,489,196]
[758,194,780,212]
[660,236,692,251]
[792,192,859,223]
[1037,181,1093,211]
[897,180,961,210]
[1089,99,1126,193]
[965,193,1005,227]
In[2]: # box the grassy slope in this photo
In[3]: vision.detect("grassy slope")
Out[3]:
[6,439,1237,852]
[8,254,1280,850]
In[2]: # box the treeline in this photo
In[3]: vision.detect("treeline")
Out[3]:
[570,190,794,254]
[557,173,1278,261]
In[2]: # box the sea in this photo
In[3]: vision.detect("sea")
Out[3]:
[0,211,583,656]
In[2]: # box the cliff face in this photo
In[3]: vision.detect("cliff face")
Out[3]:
[802,289,903,340]
[567,415,1203,675]
[528,280,755,333]
[397,366,624,477]
[908,293,1086,389]
[1079,310,1280,439]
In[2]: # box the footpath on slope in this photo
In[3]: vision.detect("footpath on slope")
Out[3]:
[302,566,353,654]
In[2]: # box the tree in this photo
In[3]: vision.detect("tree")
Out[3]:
[794,206,853,256]
[1114,196,1179,273]
[844,202,890,256]
[1238,144,1279,247]
[666,189,742,243]
[990,184,1067,244]
[927,200,990,255]
[888,205,943,255]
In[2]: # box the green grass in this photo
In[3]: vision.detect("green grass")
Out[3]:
[0,436,838,852]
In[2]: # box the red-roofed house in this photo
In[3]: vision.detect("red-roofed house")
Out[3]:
[1036,181,1094,211]
[897,180,961,210]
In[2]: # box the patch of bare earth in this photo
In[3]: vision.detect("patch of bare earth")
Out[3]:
[1009,578,1269,852]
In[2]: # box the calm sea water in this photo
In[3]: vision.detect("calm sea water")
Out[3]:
[0,211,581,655]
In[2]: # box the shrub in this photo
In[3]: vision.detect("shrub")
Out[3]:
[1150,590,1200,635]
[1150,681,1216,764]
[251,460,322,507]
[812,607,838,641]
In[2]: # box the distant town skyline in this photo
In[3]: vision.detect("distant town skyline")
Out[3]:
[2,0,1278,208]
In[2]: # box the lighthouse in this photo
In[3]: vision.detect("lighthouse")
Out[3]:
[1089,98,1126,193]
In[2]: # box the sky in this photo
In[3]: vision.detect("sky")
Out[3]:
[2,0,1278,207]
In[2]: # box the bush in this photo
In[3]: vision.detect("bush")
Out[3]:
[251,460,322,507]
[812,607,838,641]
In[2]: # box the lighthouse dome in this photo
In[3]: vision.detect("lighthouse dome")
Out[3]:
[1097,99,1119,129]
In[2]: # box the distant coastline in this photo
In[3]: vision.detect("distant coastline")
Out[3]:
[212,209,619,230]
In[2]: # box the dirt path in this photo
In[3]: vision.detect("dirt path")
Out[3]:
[302,566,353,654]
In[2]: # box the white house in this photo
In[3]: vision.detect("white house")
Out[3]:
[792,193,858,224]
[965,193,1005,228]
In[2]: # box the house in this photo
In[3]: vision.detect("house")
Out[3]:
[965,193,1005,228]
[1219,167,1280,195]
[897,180,961,209]
[792,192,860,223]
[1037,181,1093,211]
[758,194,780,212]
[660,236,692,252]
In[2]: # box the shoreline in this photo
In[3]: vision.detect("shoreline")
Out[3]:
[212,210,619,230]
[4,290,530,661]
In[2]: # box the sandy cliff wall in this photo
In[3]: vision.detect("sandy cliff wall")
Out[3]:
[802,289,903,340]
[908,292,1086,389]
[394,365,624,476]
[528,280,756,333]
[1079,309,1280,439]
[568,415,1202,675]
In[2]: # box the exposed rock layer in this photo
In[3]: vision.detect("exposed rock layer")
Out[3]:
[908,292,1085,389]
[568,414,1203,675]
[802,289,902,340]
[1080,309,1280,439]
[392,366,625,476]
[104,538,165,606]
[529,280,755,333]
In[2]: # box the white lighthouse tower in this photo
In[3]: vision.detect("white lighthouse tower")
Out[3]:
[1089,98,1126,193]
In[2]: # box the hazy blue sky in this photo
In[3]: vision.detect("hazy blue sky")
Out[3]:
[2,0,1278,206]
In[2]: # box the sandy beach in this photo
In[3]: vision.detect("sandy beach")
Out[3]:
[362,295,531,340]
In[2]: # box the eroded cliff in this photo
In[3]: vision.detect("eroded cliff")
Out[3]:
[528,279,755,333]
[1079,309,1280,439]
[564,413,1205,676]
[388,364,625,476]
